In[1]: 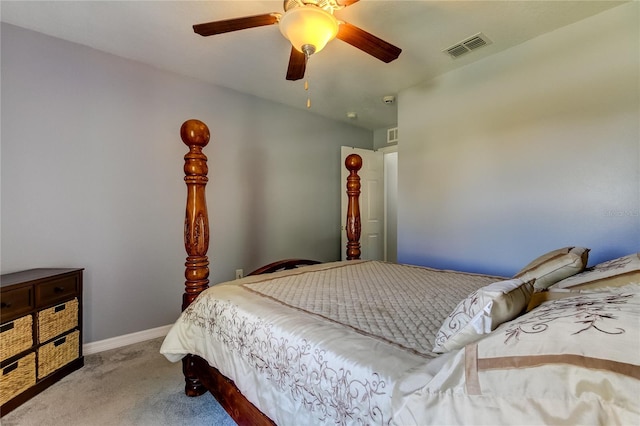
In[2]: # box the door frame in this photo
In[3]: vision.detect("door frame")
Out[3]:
[378,145,398,263]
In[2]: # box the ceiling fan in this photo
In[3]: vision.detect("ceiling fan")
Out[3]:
[193,0,402,81]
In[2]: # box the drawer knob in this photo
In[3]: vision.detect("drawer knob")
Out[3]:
[0,301,11,308]
[54,287,65,293]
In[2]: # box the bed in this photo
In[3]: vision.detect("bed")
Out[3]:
[161,119,640,425]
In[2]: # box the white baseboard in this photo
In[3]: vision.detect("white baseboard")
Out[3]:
[83,324,173,355]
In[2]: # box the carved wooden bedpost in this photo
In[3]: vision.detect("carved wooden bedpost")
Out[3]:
[345,154,362,260]
[180,119,210,397]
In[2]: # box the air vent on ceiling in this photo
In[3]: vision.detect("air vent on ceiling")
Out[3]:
[444,33,492,59]
[387,127,398,144]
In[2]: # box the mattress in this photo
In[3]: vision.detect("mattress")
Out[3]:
[161,261,640,425]
[161,260,501,424]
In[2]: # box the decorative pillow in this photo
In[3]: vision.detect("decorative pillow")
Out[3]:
[551,252,640,290]
[461,285,640,418]
[514,246,589,290]
[432,279,534,353]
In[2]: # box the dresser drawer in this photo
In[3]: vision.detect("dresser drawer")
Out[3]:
[35,276,79,308]
[0,287,33,323]
[0,316,33,362]
[37,299,78,343]
[0,353,36,406]
[37,331,79,379]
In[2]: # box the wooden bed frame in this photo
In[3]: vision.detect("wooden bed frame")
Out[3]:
[179,119,363,425]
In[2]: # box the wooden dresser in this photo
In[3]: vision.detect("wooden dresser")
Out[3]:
[0,268,84,416]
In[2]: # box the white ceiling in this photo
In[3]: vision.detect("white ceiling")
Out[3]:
[1,1,626,130]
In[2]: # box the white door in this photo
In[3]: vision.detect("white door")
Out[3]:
[341,147,384,261]
[383,149,398,263]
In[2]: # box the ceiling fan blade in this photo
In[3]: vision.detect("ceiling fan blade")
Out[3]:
[336,22,402,63]
[193,13,279,37]
[286,47,307,81]
[337,0,361,6]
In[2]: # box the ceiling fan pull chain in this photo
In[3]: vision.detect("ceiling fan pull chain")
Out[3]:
[305,55,312,109]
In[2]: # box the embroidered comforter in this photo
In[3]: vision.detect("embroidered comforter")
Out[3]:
[160,261,640,425]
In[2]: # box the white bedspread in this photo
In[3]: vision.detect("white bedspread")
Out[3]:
[161,260,498,425]
[161,261,640,425]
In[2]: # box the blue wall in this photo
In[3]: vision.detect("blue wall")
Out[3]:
[397,3,639,277]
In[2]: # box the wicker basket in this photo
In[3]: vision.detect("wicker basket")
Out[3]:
[0,315,33,362]
[0,352,36,405]
[38,330,79,379]
[38,299,78,343]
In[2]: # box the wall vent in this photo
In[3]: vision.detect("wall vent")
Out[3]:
[444,33,492,59]
[387,127,398,144]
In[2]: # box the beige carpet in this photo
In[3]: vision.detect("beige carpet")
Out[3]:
[2,337,237,426]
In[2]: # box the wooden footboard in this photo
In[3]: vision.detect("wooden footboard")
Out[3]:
[179,119,363,425]
[247,258,320,275]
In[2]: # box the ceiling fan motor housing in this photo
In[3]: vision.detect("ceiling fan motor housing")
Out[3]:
[283,1,345,13]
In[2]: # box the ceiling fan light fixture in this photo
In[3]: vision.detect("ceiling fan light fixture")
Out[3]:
[279,5,339,55]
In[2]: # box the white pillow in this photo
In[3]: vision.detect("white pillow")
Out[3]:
[433,279,534,353]
[514,246,589,290]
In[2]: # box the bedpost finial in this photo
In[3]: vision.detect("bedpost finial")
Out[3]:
[181,119,210,147]
[345,153,362,172]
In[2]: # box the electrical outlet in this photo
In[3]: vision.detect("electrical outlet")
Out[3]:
[235,269,243,279]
